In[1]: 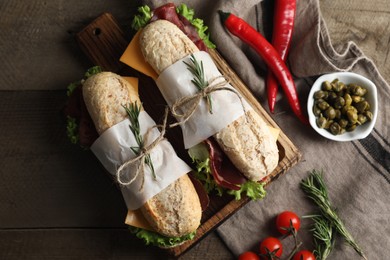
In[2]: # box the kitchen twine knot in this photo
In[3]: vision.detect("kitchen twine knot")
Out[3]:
[169,76,248,128]
[115,107,169,191]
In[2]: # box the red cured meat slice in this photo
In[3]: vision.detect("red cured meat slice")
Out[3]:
[205,139,247,190]
[151,3,207,51]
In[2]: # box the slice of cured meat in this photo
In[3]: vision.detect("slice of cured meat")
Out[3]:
[205,139,247,190]
[151,3,207,51]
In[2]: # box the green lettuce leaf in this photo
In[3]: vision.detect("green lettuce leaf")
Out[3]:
[188,143,224,196]
[131,5,152,31]
[176,3,216,49]
[65,66,102,146]
[84,66,102,79]
[66,116,79,144]
[227,180,267,200]
[129,226,196,248]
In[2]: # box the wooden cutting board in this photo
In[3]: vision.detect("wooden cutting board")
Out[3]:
[75,13,301,257]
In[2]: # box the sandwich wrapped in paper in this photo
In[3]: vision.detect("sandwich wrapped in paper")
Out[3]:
[120,3,279,200]
[64,70,203,247]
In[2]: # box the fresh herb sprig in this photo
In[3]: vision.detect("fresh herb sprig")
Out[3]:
[301,170,367,260]
[123,102,156,179]
[305,214,334,260]
[184,54,213,114]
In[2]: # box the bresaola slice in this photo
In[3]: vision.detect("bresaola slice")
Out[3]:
[150,3,207,52]
[205,139,247,190]
[188,174,210,211]
[63,85,99,147]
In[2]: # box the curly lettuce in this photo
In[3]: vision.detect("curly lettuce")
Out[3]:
[176,3,216,49]
[131,5,152,31]
[188,143,224,196]
[188,142,267,200]
[129,226,196,248]
[227,180,266,200]
[65,66,102,146]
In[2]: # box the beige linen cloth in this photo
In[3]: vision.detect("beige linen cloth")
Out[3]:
[144,0,389,258]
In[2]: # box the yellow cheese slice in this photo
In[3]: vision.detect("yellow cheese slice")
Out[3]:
[120,30,158,80]
[269,126,280,141]
[123,76,142,107]
[125,209,154,231]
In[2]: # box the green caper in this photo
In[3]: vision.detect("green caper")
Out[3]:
[317,116,327,129]
[339,119,349,128]
[324,107,336,120]
[347,83,359,94]
[344,93,353,107]
[322,81,333,91]
[355,101,370,113]
[334,109,341,119]
[314,90,329,100]
[313,106,322,117]
[324,119,334,129]
[351,95,364,103]
[334,96,346,109]
[326,92,338,102]
[330,122,343,135]
[347,124,357,132]
[333,81,346,92]
[317,100,330,110]
[358,114,368,125]
[347,109,358,124]
[354,86,367,96]
[364,111,373,121]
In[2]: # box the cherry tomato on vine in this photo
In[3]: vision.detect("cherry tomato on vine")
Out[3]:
[276,211,301,235]
[238,251,260,260]
[259,237,283,259]
[292,250,316,260]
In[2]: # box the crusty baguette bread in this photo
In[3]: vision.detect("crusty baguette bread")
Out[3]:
[140,20,279,181]
[83,72,201,237]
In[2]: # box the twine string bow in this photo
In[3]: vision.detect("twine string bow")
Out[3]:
[115,107,169,191]
[169,76,247,128]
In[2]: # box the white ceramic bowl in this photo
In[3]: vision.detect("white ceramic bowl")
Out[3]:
[307,72,378,141]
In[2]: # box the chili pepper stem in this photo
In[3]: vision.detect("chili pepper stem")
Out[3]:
[218,10,230,24]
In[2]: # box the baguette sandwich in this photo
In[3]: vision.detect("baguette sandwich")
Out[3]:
[138,19,279,182]
[66,70,202,247]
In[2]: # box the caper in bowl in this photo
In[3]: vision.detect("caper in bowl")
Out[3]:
[307,72,378,141]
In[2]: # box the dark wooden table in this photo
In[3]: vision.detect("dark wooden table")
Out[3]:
[1,1,389,259]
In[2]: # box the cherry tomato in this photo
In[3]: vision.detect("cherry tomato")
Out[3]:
[292,250,316,260]
[276,211,301,235]
[259,237,283,259]
[238,251,260,260]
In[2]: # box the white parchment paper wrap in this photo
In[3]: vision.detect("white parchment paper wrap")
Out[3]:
[156,51,251,149]
[90,111,192,210]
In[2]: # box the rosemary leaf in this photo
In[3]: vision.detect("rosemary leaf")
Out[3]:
[309,215,334,260]
[184,54,213,114]
[123,102,156,179]
[301,170,367,260]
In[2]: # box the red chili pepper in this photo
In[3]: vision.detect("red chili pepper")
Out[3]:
[219,11,308,124]
[267,0,296,113]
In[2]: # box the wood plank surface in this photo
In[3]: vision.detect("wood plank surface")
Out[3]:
[1,0,390,259]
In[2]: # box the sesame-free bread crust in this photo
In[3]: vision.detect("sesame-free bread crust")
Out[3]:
[140,20,279,181]
[83,72,201,238]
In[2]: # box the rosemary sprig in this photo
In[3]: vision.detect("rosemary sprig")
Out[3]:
[301,170,367,260]
[306,214,334,260]
[123,102,156,179]
[183,54,213,113]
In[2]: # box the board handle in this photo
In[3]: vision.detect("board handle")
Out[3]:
[76,13,128,72]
